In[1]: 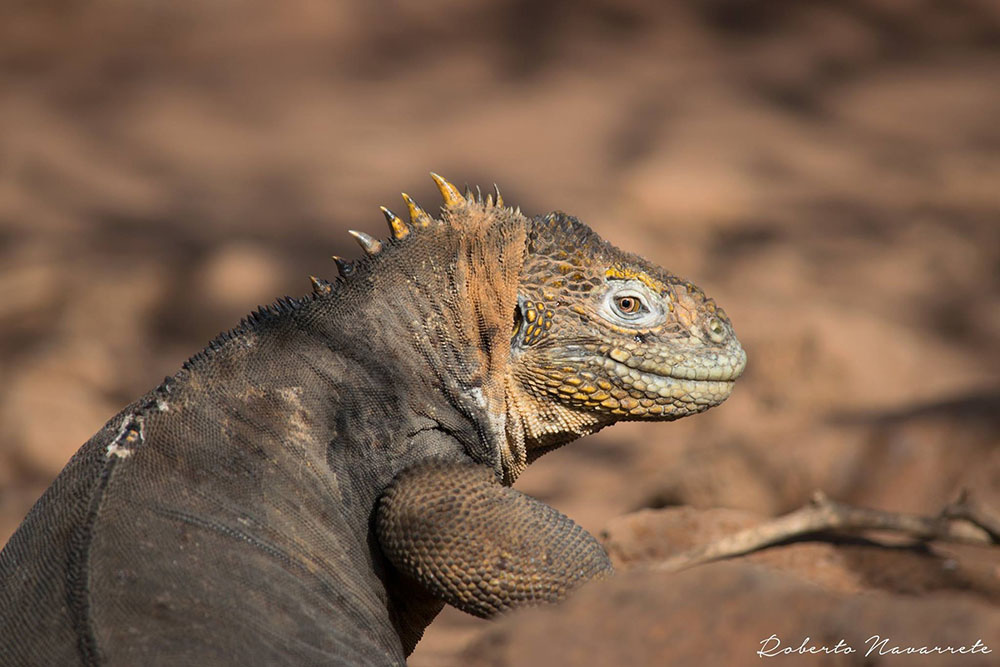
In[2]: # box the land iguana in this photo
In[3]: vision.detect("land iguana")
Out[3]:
[0,174,746,665]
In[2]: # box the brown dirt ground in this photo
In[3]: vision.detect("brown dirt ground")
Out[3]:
[1,1,998,665]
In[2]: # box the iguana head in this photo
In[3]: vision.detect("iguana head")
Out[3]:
[506,210,746,462]
[335,174,745,482]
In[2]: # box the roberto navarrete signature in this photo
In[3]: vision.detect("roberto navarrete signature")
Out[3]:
[757,634,993,658]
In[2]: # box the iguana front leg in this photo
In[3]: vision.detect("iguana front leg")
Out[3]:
[376,461,613,618]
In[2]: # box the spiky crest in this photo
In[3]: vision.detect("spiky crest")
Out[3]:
[183,173,518,388]
[331,255,353,278]
[401,193,432,227]
[310,275,334,295]
[380,206,410,240]
[348,230,382,255]
[181,296,305,371]
[344,173,511,268]
[430,172,464,208]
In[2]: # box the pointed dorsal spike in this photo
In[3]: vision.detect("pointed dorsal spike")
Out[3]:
[429,172,464,209]
[485,193,494,207]
[493,183,503,208]
[401,192,433,227]
[463,183,474,201]
[475,185,483,204]
[310,275,333,295]
[380,205,410,240]
[348,229,382,255]
[331,255,353,277]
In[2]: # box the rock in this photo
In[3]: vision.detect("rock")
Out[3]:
[463,560,999,667]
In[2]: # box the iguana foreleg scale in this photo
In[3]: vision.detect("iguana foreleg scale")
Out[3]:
[377,462,612,618]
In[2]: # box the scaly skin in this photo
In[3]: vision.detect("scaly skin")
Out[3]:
[375,175,745,627]
[0,174,745,665]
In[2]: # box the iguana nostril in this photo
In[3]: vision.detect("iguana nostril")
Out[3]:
[706,316,726,343]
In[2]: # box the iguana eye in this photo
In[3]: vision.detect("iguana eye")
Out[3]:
[599,280,663,327]
[613,295,645,316]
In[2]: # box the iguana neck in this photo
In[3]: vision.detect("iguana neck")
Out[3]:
[174,212,530,485]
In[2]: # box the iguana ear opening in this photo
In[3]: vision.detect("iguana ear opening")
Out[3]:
[511,301,524,342]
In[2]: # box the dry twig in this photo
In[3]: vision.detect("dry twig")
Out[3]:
[653,490,1000,573]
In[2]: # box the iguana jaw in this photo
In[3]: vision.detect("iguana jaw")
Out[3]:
[593,358,738,416]
[499,344,740,479]
[511,332,745,426]
[588,338,748,417]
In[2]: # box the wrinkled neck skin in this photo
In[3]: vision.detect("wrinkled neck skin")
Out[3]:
[503,375,611,473]
[305,204,535,486]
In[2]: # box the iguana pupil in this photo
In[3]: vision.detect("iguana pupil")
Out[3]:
[616,295,640,313]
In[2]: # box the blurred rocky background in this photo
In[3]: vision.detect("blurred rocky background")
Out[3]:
[1,1,998,664]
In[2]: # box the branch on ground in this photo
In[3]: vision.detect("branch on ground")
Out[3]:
[653,489,1000,573]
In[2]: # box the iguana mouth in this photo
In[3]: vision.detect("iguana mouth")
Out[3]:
[533,353,739,419]
[600,357,737,405]
[602,346,745,382]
